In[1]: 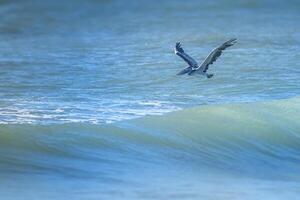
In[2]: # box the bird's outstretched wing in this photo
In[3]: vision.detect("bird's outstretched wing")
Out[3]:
[194,38,237,74]
[174,42,198,68]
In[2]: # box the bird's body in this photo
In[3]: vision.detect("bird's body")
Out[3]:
[174,39,237,78]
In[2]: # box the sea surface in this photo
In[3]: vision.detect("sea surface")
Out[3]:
[0,0,300,199]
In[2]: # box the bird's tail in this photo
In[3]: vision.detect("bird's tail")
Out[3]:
[206,74,214,78]
[177,67,192,75]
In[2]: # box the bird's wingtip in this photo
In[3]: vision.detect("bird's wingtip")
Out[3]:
[231,38,237,43]
[225,38,237,46]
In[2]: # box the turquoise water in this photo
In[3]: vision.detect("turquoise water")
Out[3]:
[0,0,300,199]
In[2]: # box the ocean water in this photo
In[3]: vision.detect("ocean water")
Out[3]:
[0,0,300,199]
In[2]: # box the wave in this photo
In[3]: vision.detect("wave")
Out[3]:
[1,97,300,179]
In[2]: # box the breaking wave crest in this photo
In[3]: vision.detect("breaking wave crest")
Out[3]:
[1,97,300,180]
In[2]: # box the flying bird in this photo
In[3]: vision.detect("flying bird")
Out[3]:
[174,38,237,78]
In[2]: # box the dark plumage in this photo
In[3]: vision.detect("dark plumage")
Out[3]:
[174,38,237,78]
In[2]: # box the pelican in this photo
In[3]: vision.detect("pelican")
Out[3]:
[174,38,237,78]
